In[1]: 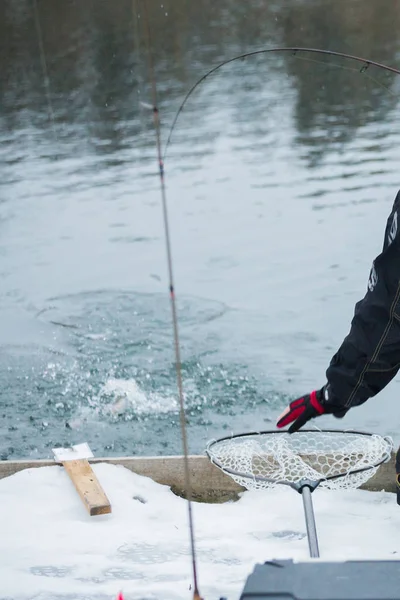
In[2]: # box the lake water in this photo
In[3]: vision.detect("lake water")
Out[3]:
[1,0,400,460]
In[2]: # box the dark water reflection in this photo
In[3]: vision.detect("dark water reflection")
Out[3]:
[1,0,400,458]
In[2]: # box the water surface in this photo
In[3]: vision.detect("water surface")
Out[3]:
[1,0,400,459]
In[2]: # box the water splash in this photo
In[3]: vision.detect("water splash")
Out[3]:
[0,290,275,459]
[99,378,179,416]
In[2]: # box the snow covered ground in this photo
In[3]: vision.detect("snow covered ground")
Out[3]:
[1,463,400,600]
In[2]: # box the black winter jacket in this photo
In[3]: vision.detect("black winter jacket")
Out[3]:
[326,189,400,411]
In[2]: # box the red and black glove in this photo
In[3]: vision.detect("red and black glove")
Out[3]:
[276,385,348,434]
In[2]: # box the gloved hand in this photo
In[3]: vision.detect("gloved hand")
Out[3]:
[276,385,348,434]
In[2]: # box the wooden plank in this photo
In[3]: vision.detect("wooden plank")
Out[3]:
[62,458,112,516]
[0,455,242,502]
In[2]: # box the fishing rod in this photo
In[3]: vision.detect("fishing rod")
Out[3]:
[163,46,400,160]
[32,0,57,141]
[139,2,202,599]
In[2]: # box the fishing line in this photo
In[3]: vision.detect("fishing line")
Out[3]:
[139,2,202,599]
[32,0,57,141]
[291,52,397,99]
[163,47,400,161]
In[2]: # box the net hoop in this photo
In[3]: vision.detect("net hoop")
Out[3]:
[206,429,393,492]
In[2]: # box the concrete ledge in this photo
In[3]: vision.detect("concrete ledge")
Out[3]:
[0,452,396,503]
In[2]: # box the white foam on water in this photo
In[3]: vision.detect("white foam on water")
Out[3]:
[64,378,180,431]
[1,463,400,599]
[100,378,179,416]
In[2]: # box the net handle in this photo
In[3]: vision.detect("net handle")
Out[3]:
[205,428,393,489]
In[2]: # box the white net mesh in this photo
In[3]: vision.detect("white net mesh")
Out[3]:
[206,430,393,491]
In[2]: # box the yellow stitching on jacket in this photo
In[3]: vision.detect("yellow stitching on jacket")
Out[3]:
[345,280,400,408]
[367,361,400,373]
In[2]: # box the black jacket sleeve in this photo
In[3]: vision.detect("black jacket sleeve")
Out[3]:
[326,189,400,411]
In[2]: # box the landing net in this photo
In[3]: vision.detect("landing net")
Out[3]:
[206,430,393,491]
